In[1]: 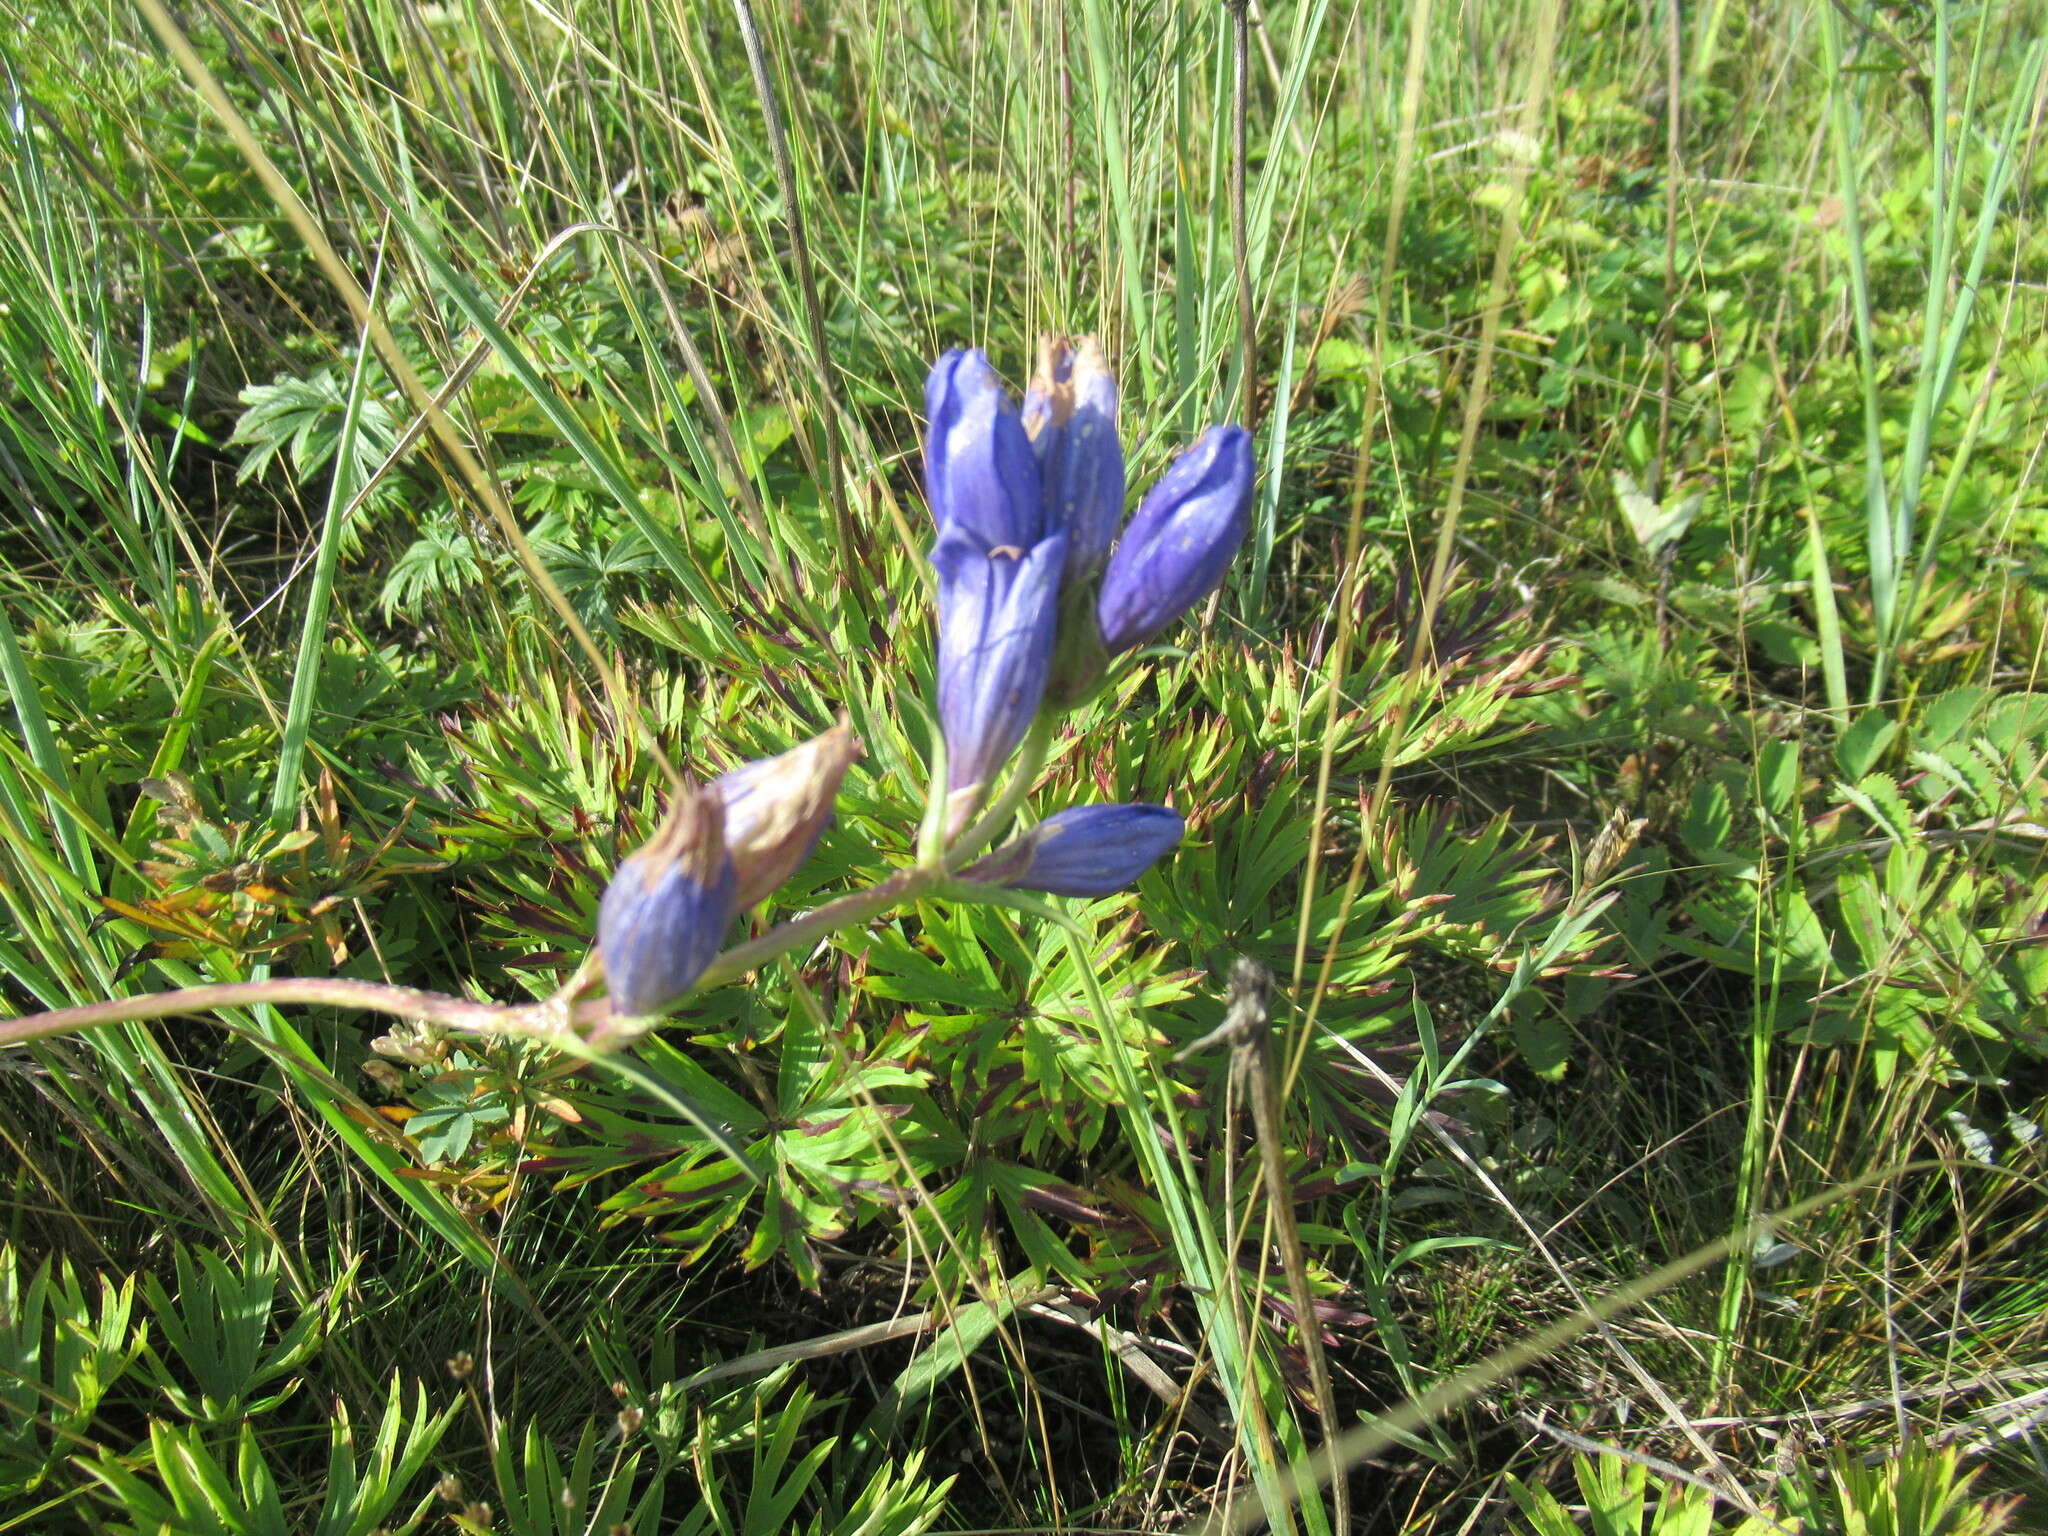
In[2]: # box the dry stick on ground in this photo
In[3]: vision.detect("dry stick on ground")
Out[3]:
[1027,1298,1233,1448]
[679,1289,1059,1392]
[1178,958,1348,1534]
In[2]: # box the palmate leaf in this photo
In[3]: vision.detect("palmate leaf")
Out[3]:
[230,366,400,486]
[138,1244,344,1424]
[565,999,943,1289]
[76,1375,454,1536]
[1185,627,1563,790]
[1366,801,1569,958]
[379,506,489,620]
[488,1418,664,1536]
[865,898,1189,1150]
[0,1246,144,1495]
[861,907,1013,1016]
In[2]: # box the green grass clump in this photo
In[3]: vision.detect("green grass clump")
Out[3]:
[3,0,2045,1530]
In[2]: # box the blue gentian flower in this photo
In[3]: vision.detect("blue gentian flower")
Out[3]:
[925,348,1042,547]
[968,803,1185,896]
[1097,425,1255,654]
[1021,336,1124,578]
[598,787,738,1017]
[931,523,1067,800]
[925,350,1068,808]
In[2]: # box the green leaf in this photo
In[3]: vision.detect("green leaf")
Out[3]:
[1512,1008,1573,1082]
[1757,738,1799,818]
[1836,708,1896,779]
[1612,469,1703,556]
[1681,777,1734,860]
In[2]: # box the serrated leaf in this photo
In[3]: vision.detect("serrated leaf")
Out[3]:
[1681,777,1733,858]
[1757,738,1799,817]
[1836,772,1913,844]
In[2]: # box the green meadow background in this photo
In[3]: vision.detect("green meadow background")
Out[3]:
[3,0,2046,1530]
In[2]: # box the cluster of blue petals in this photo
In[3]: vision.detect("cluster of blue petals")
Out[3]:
[925,340,1254,894]
[598,340,1252,1018]
[925,343,1254,800]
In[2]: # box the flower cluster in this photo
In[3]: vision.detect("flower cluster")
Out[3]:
[596,337,1254,1020]
[927,340,1255,812]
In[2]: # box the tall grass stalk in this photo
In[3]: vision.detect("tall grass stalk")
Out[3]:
[1290,0,1561,1093]
[972,887,1324,1535]
[731,0,854,569]
[266,251,385,830]
[1820,0,2046,704]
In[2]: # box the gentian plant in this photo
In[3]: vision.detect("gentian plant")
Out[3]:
[0,335,1254,1101]
[596,336,1252,1025]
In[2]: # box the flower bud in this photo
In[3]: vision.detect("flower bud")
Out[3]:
[925,348,1042,548]
[966,804,1184,897]
[597,786,737,1018]
[713,723,862,907]
[1021,335,1124,577]
[1097,425,1254,653]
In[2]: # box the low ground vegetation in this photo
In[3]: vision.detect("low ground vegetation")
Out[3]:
[2,0,2045,1531]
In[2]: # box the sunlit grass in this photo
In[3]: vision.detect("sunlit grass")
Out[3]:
[2,0,2045,1529]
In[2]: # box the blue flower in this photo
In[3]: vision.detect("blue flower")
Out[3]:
[598,787,738,1017]
[972,803,1185,896]
[924,348,1042,548]
[1097,425,1254,654]
[932,523,1067,800]
[1021,336,1124,578]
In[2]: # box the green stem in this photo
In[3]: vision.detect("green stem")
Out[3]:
[938,879,1301,1533]
[946,715,1056,869]
[915,729,951,867]
[696,867,939,990]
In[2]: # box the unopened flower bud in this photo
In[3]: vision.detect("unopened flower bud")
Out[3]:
[714,723,862,907]
[932,523,1065,808]
[597,786,737,1018]
[966,804,1185,897]
[1022,335,1124,577]
[924,350,1067,816]
[1097,425,1254,653]
[925,348,1042,547]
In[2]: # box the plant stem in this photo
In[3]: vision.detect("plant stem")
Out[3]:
[696,867,940,990]
[944,880,1304,1533]
[1,870,942,1051]
[946,715,1056,868]
[0,979,560,1052]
